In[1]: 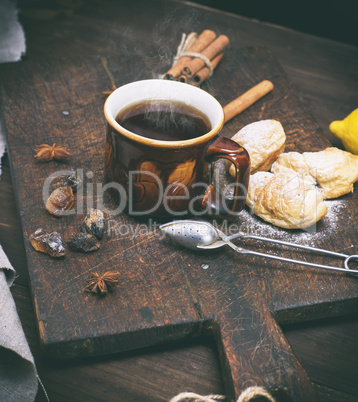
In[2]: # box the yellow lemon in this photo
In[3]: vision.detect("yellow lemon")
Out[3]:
[329,108,358,155]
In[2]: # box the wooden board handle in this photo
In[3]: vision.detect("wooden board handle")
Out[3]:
[215,294,319,401]
[223,80,274,123]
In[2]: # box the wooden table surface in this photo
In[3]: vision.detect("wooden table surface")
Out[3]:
[1,0,358,401]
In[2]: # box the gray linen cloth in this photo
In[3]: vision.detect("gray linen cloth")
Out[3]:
[0,245,38,401]
[0,2,44,401]
[0,1,39,400]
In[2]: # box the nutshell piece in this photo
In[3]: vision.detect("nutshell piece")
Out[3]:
[247,171,327,229]
[30,228,66,258]
[34,143,71,162]
[68,232,100,253]
[229,119,286,175]
[46,186,75,217]
[64,169,83,193]
[82,209,105,240]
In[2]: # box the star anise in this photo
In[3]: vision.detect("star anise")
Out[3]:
[84,271,120,295]
[34,143,71,162]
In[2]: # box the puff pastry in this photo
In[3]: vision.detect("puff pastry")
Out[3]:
[247,170,327,229]
[271,151,317,186]
[246,171,273,209]
[272,147,358,199]
[229,119,286,176]
[271,152,309,175]
[303,147,358,199]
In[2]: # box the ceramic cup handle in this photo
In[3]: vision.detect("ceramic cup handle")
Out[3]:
[202,136,250,215]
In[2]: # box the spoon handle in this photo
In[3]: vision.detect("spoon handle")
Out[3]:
[227,232,348,259]
[225,241,358,276]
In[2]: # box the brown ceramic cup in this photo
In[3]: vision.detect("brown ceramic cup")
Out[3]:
[104,79,250,217]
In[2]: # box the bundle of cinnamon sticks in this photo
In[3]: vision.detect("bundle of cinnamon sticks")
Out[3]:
[164,29,229,86]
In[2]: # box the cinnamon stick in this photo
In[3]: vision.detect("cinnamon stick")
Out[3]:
[191,52,224,86]
[223,80,274,123]
[164,30,217,80]
[183,35,229,78]
[177,74,188,83]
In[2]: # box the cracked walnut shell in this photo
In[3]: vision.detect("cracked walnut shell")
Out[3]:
[46,186,75,217]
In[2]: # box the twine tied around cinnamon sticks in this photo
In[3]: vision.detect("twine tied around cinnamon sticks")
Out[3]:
[163,29,229,86]
[170,386,276,402]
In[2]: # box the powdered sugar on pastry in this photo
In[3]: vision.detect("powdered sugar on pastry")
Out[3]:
[272,152,309,175]
[229,119,286,175]
[246,171,274,208]
[231,119,357,230]
[271,151,317,185]
[272,147,358,199]
[248,170,327,229]
[303,147,358,199]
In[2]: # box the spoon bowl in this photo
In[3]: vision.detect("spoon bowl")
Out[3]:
[159,219,358,276]
[159,220,225,250]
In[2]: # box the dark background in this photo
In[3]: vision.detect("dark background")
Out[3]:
[16,0,358,47]
[182,0,358,47]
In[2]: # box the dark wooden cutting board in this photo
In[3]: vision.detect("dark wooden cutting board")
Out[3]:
[1,47,358,401]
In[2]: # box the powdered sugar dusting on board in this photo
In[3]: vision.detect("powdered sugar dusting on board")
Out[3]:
[230,199,346,246]
[323,200,345,227]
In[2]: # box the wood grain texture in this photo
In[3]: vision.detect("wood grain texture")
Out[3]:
[17,0,358,149]
[2,46,357,400]
[0,1,357,400]
[11,282,358,401]
[283,314,358,398]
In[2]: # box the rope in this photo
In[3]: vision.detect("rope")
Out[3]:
[238,386,275,402]
[172,32,197,65]
[170,386,275,402]
[170,392,226,402]
[172,32,214,77]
